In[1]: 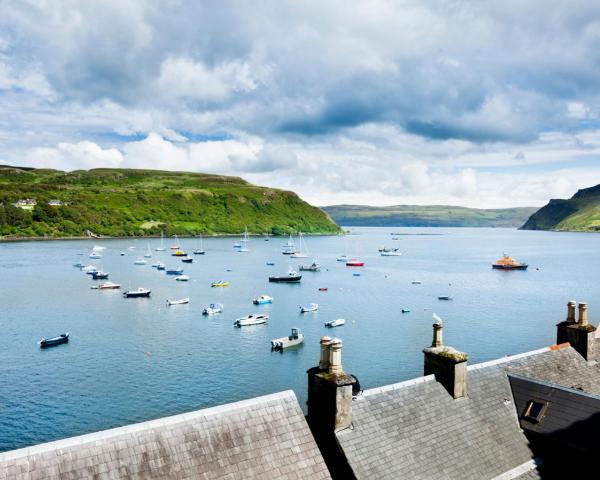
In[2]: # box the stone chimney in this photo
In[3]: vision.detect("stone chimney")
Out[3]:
[423,317,468,399]
[307,337,356,434]
[557,301,597,360]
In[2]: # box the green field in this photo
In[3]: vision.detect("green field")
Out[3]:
[521,184,600,232]
[322,204,537,228]
[0,166,341,238]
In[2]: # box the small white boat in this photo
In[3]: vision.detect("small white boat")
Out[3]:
[233,242,241,249]
[167,297,190,306]
[271,328,304,350]
[381,250,401,256]
[290,252,307,258]
[253,295,274,305]
[99,282,121,290]
[325,319,345,328]
[92,245,106,251]
[127,246,136,250]
[234,314,269,327]
[336,255,348,262]
[299,261,321,272]
[134,258,147,265]
[81,265,97,273]
[300,303,319,313]
[175,275,190,282]
[238,245,249,252]
[89,252,102,259]
[203,303,224,315]
[120,252,125,256]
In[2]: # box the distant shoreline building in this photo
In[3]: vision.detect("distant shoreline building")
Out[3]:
[47,199,63,207]
[13,199,36,210]
[2,302,600,479]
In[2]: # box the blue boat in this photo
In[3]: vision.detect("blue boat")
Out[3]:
[156,263,166,270]
[39,333,69,348]
[166,268,184,275]
[91,271,109,280]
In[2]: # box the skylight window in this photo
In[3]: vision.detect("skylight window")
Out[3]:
[522,400,548,423]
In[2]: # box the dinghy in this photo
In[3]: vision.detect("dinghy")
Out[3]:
[175,275,190,281]
[91,270,109,280]
[134,258,147,265]
[167,298,190,306]
[300,303,319,313]
[253,295,274,305]
[166,268,184,275]
[211,280,229,287]
[123,288,151,298]
[324,319,345,328]
[99,282,120,289]
[39,333,69,348]
[181,257,193,263]
[202,303,224,315]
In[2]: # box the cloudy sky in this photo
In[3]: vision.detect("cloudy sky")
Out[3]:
[2,0,600,207]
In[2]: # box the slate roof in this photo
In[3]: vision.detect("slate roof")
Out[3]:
[336,344,600,480]
[0,390,331,480]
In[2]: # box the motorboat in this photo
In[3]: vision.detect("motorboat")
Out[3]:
[89,252,102,259]
[300,303,319,313]
[120,252,125,256]
[318,287,328,291]
[336,255,348,262]
[325,319,345,328]
[253,295,274,305]
[82,265,97,274]
[166,268,184,275]
[211,280,229,287]
[156,263,166,270]
[269,268,302,283]
[346,259,365,267]
[91,270,109,280]
[402,309,411,313]
[381,250,401,256]
[151,262,161,267]
[134,258,147,265]
[438,296,452,301]
[172,250,187,257]
[167,298,190,306]
[99,282,120,289]
[181,257,193,263]
[492,254,528,270]
[299,261,321,272]
[233,242,241,249]
[175,275,190,281]
[123,288,151,298]
[271,328,304,350]
[202,303,223,315]
[266,262,275,266]
[234,314,269,327]
[412,280,422,285]
[39,333,69,348]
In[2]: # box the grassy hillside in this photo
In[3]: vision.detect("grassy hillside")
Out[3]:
[322,204,537,228]
[521,184,600,232]
[0,167,341,238]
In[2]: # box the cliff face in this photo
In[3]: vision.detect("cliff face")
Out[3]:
[521,184,600,232]
[0,167,341,238]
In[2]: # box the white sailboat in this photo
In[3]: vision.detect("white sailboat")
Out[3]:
[239,226,249,252]
[291,232,309,258]
[156,231,166,251]
[193,235,206,255]
[144,243,152,258]
[282,234,296,255]
[170,234,181,250]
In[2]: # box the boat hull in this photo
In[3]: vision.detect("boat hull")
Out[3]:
[492,264,528,270]
[123,291,151,298]
[40,334,69,348]
[269,276,302,283]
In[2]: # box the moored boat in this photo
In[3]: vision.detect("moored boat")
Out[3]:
[167,297,190,306]
[318,287,328,291]
[172,250,187,257]
[271,328,304,350]
[175,275,190,281]
[166,268,184,275]
[381,250,401,256]
[134,258,147,265]
[156,263,166,270]
[202,303,224,315]
[123,288,151,298]
[211,280,229,287]
[336,255,348,262]
[99,282,120,289]
[89,252,102,259]
[300,303,319,313]
[91,270,109,280]
[39,333,69,348]
[181,257,193,263]
[324,319,345,328]
[438,296,452,301]
[299,261,321,271]
[156,231,166,251]
[234,314,269,327]
[82,265,97,274]
[401,309,411,313]
[253,295,274,305]
[412,280,422,285]
[492,254,528,270]
[346,259,365,267]
[269,268,302,283]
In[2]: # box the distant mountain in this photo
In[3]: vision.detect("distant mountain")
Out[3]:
[521,184,600,232]
[322,204,537,228]
[0,167,341,238]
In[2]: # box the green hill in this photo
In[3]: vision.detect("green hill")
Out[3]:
[521,184,600,232]
[322,204,537,228]
[0,166,341,238]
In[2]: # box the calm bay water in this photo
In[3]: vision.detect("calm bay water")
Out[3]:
[1,227,600,451]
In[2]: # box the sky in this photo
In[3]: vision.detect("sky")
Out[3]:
[2,0,600,208]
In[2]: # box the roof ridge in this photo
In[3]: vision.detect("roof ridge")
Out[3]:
[467,346,553,371]
[361,374,436,397]
[0,390,297,461]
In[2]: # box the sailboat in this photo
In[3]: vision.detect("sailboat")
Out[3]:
[144,244,152,258]
[170,234,181,250]
[282,234,296,255]
[337,235,348,262]
[193,235,206,255]
[291,232,308,258]
[239,226,249,252]
[156,231,166,251]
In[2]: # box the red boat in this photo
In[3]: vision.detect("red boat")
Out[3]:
[346,259,365,267]
[319,287,328,291]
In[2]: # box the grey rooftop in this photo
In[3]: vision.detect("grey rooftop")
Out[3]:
[0,390,331,480]
[335,344,600,480]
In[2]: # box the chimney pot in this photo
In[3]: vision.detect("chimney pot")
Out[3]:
[567,301,577,323]
[319,336,332,370]
[432,323,443,348]
[578,302,589,326]
[328,338,343,374]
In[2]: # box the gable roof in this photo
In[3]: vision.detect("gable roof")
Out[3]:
[0,390,331,480]
[336,345,600,480]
